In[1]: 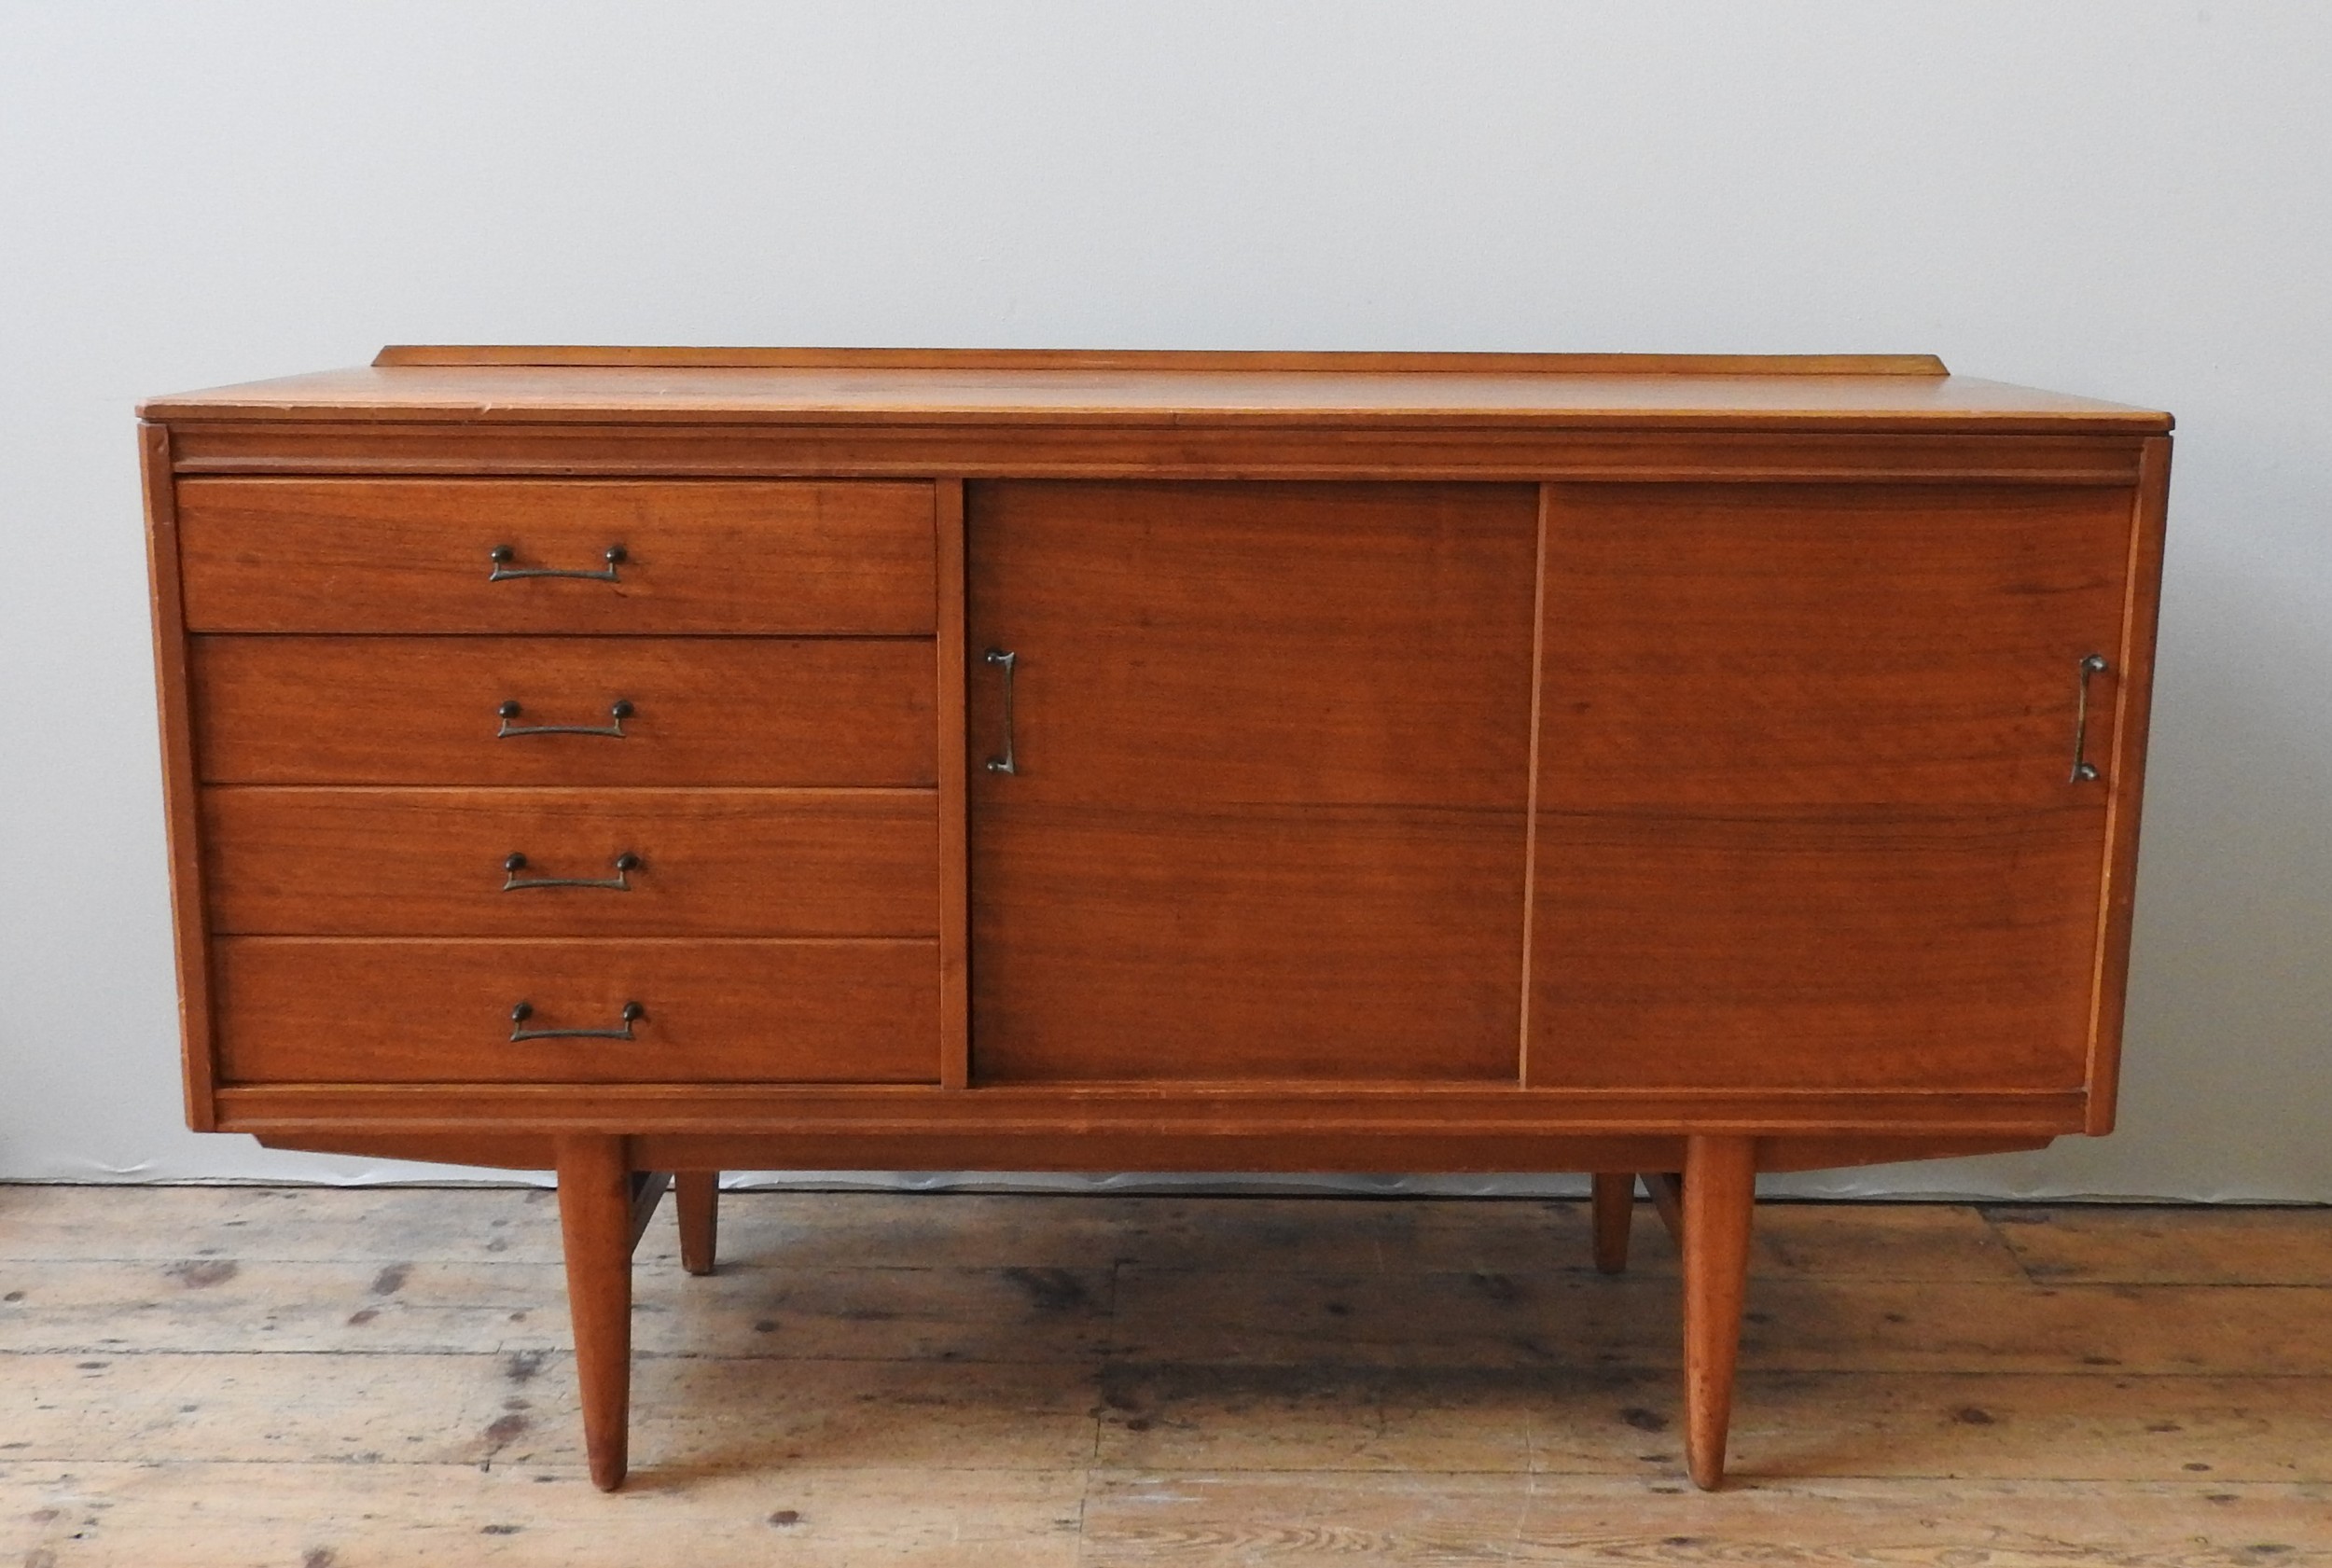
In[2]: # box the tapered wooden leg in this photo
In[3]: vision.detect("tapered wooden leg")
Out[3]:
[1590,1173,1634,1274]
[556,1135,634,1492]
[675,1171,719,1276]
[1681,1134,1756,1492]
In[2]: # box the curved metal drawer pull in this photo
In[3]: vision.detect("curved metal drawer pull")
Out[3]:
[495,699,633,739]
[488,544,627,582]
[2069,653,2110,783]
[509,1000,643,1042]
[503,852,641,892]
[983,648,1018,774]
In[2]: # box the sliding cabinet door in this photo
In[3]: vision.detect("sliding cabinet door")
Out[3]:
[1527,482,2137,1092]
[968,481,1538,1083]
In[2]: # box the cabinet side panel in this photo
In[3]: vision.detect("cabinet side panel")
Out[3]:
[142,424,216,1129]
[2085,438,2172,1131]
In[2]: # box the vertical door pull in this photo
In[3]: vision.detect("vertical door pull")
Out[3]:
[2070,653,2110,783]
[983,648,1019,774]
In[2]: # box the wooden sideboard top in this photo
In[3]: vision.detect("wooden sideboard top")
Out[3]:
[138,346,2172,434]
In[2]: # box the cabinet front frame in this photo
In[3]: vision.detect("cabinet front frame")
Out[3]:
[146,419,2167,1157]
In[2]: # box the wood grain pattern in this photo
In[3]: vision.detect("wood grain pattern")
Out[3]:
[1534,482,2135,809]
[618,1173,666,1255]
[1646,1170,1687,1244]
[1988,1203,2332,1286]
[935,479,969,1090]
[1516,483,1552,1083]
[214,938,940,1085]
[971,805,1527,1083]
[190,635,936,785]
[1682,1134,1757,1490]
[1590,1173,1633,1274]
[210,1079,2091,1145]
[968,480,1535,1085]
[966,480,1538,809]
[1530,808,2107,1090]
[134,349,2172,1497]
[1529,480,2133,1098]
[2086,436,2174,1133]
[0,1185,2016,1277]
[374,344,1955,375]
[178,478,935,634]
[11,1186,2322,1560]
[674,1172,719,1275]
[202,787,937,937]
[143,352,2170,435]
[140,423,216,1130]
[165,421,2155,486]
[555,1133,634,1490]
[1076,1472,2328,1565]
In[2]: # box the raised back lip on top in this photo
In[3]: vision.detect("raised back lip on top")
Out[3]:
[369,344,1954,376]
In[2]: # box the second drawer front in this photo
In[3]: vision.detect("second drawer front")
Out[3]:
[191,636,936,785]
[178,479,937,634]
[215,938,939,1084]
[204,788,938,937]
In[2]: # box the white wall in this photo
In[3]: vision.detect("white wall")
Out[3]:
[3,1,2326,1198]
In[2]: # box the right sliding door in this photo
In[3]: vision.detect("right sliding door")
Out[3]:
[1527,482,2135,1092]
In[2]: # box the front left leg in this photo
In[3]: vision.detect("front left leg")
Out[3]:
[556,1134,636,1492]
[1681,1134,1756,1492]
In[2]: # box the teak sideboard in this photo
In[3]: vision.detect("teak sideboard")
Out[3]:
[140,346,2172,1491]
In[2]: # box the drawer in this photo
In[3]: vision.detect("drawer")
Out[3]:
[215,937,939,1084]
[177,479,936,634]
[191,636,936,785]
[204,788,938,937]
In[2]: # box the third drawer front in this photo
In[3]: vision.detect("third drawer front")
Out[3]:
[215,937,939,1084]
[191,636,936,785]
[203,788,938,937]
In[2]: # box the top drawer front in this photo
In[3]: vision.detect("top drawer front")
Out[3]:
[177,479,936,634]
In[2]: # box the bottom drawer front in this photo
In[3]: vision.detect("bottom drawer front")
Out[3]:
[216,939,937,1084]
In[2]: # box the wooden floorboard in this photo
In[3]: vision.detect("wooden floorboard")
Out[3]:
[1075,1472,2332,1566]
[3,1186,2329,1564]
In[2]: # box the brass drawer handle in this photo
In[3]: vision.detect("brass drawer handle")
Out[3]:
[503,852,641,892]
[983,648,1018,774]
[489,544,627,582]
[509,1000,643,1042]
[495,699,633,739]
[2070,653,2110,784]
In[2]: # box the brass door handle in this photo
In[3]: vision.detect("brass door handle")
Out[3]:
[983,648,1019,774]
[2070,653,2110,783]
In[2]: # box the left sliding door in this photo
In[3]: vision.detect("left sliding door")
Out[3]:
[965,480,1540,1085]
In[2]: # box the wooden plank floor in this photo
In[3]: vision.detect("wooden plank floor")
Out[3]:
[4,1186,2330,1565]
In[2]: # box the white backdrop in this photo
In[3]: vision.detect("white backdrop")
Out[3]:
[3,2,2326,1199]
